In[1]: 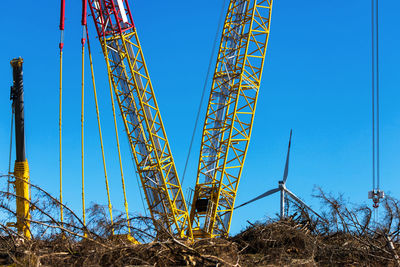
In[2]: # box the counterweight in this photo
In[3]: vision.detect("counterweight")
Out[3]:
[88,0,192,238]
[190,0,273,238]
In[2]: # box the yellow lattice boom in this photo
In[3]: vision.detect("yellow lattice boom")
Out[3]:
[190,0,273,238]
[88,0,192,238]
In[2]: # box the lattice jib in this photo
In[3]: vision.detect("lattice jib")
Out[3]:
[191,0,273,238]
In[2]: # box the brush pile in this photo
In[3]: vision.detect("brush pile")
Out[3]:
[235,219,399,266]
[0,177,399,266]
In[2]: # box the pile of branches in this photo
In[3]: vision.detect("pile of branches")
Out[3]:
[0,236,239,266]
[233,188,400,266]
[1,175,400,266]
[0,176,240,266]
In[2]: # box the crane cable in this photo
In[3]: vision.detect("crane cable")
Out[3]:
[98,28,133,229]
[86,27,114,233]
[81,0,87,227]
[375,0,381,221]
[370,0,382,215]
[59,48,64,225]
[371,0,375,193]
[375,0,381,192]
[59,0,65,224]
[181,0,227,186]
[102,38,131,233]
[81,41,86,226]
[98,26,142,223]
[106,67,131,233]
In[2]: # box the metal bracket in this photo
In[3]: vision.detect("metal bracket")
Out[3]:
[368,189,385,208]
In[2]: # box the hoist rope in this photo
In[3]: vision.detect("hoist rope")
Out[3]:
[59,0,65,225]
[98,29,143,222]
[86,29,114,232]
[59,48,64,224]
[371,0,381,192]
[375,0,381,190]
[370,0,382,214]
[81,0,87,228]
[105,49,131,233]
[81,27,86,226]
[181,0,227,186]
[371,0,376,191]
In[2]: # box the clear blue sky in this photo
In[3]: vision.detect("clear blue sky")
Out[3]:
[0,1,399,235]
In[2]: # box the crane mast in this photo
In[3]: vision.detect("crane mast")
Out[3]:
[10,58,31,239]
[190,0,273,238]
[88,0,192,238]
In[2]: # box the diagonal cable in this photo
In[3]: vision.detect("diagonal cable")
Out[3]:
[181,0,227,186]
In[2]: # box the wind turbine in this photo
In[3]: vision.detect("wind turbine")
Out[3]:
[235,130,321,220]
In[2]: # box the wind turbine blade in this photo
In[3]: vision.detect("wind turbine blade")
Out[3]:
[284,188,310,210]
[282,129,293,184]
[235,188,280,209]
[284,188,324,220]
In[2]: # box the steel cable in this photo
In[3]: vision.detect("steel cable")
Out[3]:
[58,0,65,225]
[81,25,86,227]
[371,0,375,191]
[86,29,114,233]
[59,45,64,225]
[375,0,381,190]
[181,0,227,187]
[370,0,382,212]
[100,29,132,232]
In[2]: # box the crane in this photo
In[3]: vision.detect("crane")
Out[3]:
[87,0,192,238]
[9,58,31,239]
[86,0,273,239]
[190,0,273,238]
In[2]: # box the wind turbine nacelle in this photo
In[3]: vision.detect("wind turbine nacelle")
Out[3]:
[278,180,285,190]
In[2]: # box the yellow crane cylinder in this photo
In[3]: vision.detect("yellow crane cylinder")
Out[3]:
[10,58,31,239]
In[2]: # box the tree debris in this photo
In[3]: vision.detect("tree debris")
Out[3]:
[0,177,399,266]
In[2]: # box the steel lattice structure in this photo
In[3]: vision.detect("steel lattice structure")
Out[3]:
[190,0,273,238]
[88,0,192,238]
[87,0,272,240]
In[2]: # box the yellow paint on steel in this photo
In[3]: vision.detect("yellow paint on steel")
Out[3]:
[86,32,114,232]
[112,234,139,244]
[96,23,192,238]
[81,41,86,226]
[106,60,131,233]
[14,160,31,239]
[191,0,273,238]
[87,26,130,234]
[59,50,64,224]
